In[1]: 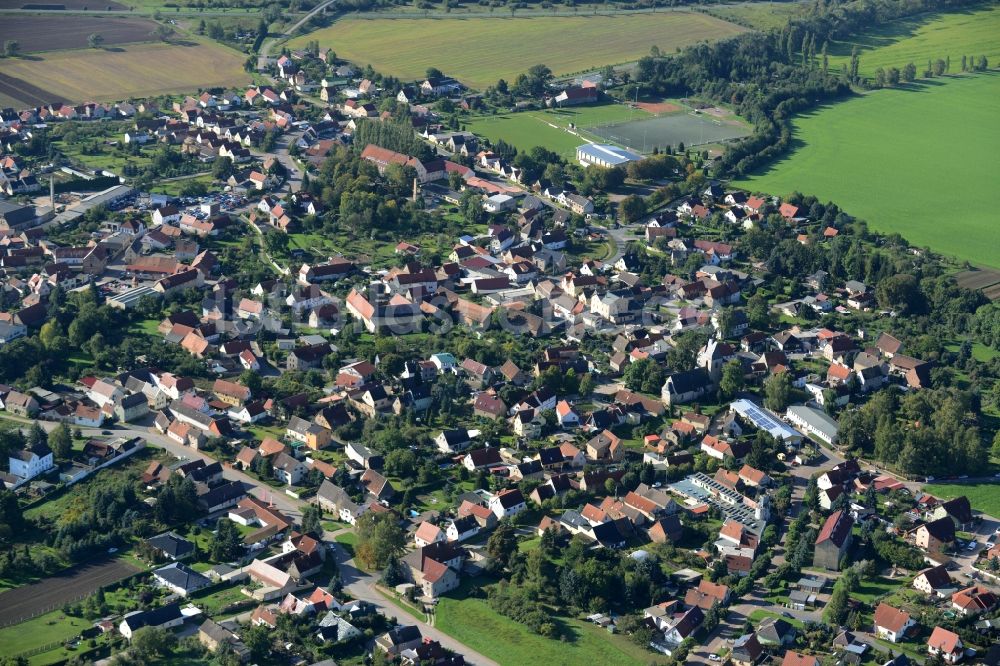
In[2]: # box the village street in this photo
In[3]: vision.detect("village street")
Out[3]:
[12,416,503,664]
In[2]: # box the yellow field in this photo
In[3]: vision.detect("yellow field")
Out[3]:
[289,12,746,89]
[0,40,250,106]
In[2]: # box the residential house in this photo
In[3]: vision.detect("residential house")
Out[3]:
[8,443,54,481]
[914,517,955,552]
[402,542,463,599]
[585,429,623,463]
[912,564,955,598]
[931,496,974,531]
[874,603,916,643]
[813,509,853,570]
[489,488,526,519]
[119,605,185,640]
[153,562,211,597]
[927,626,963,663]
[273,452,307,485]
[951,585,998,616]
[286,416,331,450]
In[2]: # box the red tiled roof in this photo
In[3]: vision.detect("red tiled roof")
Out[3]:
[874,603,910,633]
[816,509,853,547]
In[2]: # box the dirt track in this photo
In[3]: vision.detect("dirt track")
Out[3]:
[0,557,140,626]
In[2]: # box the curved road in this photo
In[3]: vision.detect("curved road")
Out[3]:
[260,0,338,59]
[330,541,500,666]
[21,417,497,664]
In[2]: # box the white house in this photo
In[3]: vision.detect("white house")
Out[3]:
[9,443,54,481]
[119,605,185,640]
[489,488,526,519]
[874,603,916,643]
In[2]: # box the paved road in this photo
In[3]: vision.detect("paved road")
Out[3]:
[26,418,305,521]
[260,0,337,59]
[330,542,500,666]
[23,418,498,662]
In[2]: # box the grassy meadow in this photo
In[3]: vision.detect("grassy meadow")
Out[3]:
[289,12,746,89]
[434,590,651,666]
[827,5,1000,78]
[704,1,806,30]
[0,40,249,107]
[735,71,1000,269]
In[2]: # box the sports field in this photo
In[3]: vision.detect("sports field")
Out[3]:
[736,73,1000,269]
[289,12,746,90]
[589,111,751,152]
[466,100,750,158]
[0,40,250,107]
[466,102,651,158]
[828,5,1000,77]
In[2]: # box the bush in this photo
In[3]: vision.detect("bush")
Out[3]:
[486,581,558,637]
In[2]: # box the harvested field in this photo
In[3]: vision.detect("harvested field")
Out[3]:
[289,12,746,90]
[0,72,55,108]
[0,16,159,53]
[0,0,125,8]
[0,40,250,106]
[0,556,140,626]
[955,268,1000,293]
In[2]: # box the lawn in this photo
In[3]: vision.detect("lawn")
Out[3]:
[335,532,358,559]
[747,609,805,630]
[289,12,746,90]
[434,589,652,666]
[851,576,906,604]
[0,39,249,107]
[944,341,1000,363]
[735,72,1000,269]
[826,5,1000,78]
[128,317,163,337]
[0,609,90,660]
[150,174,215,197]
[924,482,1000,518]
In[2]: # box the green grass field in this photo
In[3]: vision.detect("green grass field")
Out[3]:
[0,609,90,661]
[704,1,806,30]
[735,72,1000,269]
[827,5,1000,78]
[465,102,651,158]
[289,12,746,90]
[435,594,650,666]
[924,482,1000,517]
